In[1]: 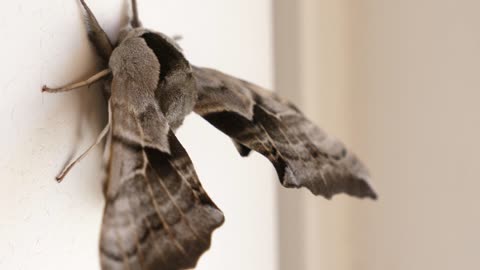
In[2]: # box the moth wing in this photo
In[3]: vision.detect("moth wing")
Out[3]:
[100,131,224,270]
[100,77,224,270]
[193,66,377,199]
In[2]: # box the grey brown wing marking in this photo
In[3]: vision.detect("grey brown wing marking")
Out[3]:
[101,100,224,270]
[101,133,224,270]
[192,66,377,199]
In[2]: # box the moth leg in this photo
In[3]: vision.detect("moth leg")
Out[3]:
[55,121,110,182]
[55,100,113,182]
[100,121,113,196]
[42,69,111,93]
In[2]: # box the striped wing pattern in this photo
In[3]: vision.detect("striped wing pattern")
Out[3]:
[193,66,377,199]
[100,98,224,270]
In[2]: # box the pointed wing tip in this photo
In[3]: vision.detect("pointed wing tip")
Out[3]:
[296,174,378,201]
[282,168,378,200]
[347,171,378,200]
[356,175,378,200]
[358,186,378,200]
[318,187,378,201]
[366,185,378,200]
[315,188,378,201]
[342,175,378,201]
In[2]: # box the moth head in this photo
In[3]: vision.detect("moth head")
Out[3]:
[116,0,142,45]
[114,1,182,50]
[116,26,141,45]
[81,0,183,67]
[79,0,145,64]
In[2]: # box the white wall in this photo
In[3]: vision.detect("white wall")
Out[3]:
[0,1,276,269]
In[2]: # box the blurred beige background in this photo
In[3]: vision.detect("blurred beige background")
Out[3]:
[275,0,480,269]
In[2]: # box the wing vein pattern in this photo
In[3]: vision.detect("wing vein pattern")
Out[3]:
[192,66,377,200]
[100,73,224,270]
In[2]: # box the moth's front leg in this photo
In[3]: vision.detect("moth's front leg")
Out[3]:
[41,52,112,180]
[42,69,111,93]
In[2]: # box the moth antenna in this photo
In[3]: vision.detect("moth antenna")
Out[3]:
[130,0,142,28]
[56,100,112,182]
[79,0,113,62]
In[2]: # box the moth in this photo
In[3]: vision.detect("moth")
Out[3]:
[43,1,377,269]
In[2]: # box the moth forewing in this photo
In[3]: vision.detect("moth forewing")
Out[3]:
[192,66,377,200]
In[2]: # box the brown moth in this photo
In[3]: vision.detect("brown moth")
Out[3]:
[42,1,377,269]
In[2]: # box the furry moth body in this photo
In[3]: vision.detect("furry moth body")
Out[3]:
[43,1,377,269]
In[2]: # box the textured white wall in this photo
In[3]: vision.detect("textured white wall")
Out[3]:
[0,1,276,269]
